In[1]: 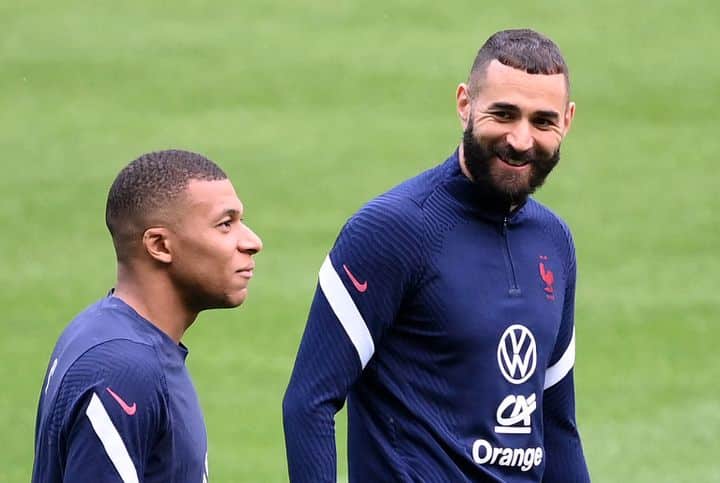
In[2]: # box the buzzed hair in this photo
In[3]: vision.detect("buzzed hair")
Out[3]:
[106,149,227,262]
[467,29,570,97]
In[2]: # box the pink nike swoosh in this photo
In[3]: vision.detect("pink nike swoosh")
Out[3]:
[106,387,137,416]
[343,264,367,293]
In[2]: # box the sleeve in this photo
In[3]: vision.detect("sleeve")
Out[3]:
[56,341,167,482]
[542,233,591,482]
[283,195,425,482]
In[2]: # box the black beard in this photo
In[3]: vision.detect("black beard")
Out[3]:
[462,121,560,207]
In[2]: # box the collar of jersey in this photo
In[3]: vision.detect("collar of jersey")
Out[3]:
[102,294,190,360]
[440,149,529,225]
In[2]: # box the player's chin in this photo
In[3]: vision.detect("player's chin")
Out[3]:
[492,171,531,194]
[223,287,249,308]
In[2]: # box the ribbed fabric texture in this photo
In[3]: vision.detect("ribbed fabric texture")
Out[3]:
[32,297,208,483]
[284,151,590,482]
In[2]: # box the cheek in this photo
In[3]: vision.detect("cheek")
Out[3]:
[473,119,506,139]
[536,132,562,152]
[216,238,242,271]
[179,236,235,271]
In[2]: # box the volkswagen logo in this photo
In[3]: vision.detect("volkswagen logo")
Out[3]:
[497,324,537,384]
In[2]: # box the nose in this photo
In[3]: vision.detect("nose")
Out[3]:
[506,121,534,153]
[238,224,263,255]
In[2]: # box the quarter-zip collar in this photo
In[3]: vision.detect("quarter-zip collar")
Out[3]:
[440,149,530,226]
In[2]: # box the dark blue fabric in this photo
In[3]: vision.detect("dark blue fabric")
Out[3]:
[284,151,589,482]
[32,296,208,482]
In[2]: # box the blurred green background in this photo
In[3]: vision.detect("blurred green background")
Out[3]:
[2,1,718,481]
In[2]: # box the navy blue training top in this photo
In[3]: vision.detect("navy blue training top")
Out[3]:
[284,151,590,482]
[33,295,209,482]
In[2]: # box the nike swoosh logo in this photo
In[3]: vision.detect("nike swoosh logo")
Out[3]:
[342,264,367,293]
[106,387,137,416]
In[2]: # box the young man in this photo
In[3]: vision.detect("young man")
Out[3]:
[283,29,590,482]
[32,150,262,482]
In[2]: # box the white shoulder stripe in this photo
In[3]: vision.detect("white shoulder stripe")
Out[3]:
[86,392,140,483]
[318,255,375,368]
[544,327,576,390]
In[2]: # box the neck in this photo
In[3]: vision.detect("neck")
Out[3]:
[113,263,197,344]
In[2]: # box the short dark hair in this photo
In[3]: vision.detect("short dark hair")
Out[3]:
[106,149,227,261]
[467,29,570,97]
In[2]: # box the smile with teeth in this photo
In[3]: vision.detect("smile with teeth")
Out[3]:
[498,155,530,167]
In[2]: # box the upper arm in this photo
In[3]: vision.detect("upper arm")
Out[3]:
[321,196,426,363]
[545,219,577,390]
[56,340,167,482]
[282,196,426,480]
[542,224,589,481]
[285,196,425,405]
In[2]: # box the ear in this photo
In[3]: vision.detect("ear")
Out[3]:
[456,83,472,130]
[562,101,576,136]
[142,227,173,264]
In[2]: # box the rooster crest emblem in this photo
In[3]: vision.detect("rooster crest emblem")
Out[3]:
[538,256,555,300]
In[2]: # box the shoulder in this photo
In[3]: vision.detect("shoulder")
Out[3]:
[380,159,451,210]
[326,166,448,284]
[73,338,164,380]
[56,298,162,356]
[524,198,576,266]
[346,160,451,234]
[42,339,168,437]
[59,339,166,405]
[336,184,427,266]
[48,299,169,393]
[58,340,166,421]
[351,190,423,232]
[45,340,170,467]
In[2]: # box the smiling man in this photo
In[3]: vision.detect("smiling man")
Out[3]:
[32,150,262,482]
[284,29,590,482]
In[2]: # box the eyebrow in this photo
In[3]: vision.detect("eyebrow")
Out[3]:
[487,102,560,121]
[487,102,520,112]
[217,208,242,220]
[534,110,560,121]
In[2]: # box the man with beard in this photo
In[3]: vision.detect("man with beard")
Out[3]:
[284,29,590,482]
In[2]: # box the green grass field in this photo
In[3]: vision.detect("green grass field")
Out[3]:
[2,1,719,481]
